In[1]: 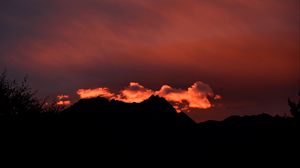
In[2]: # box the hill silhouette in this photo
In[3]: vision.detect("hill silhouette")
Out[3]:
[0,73,299,162]
[58,96,198,159]
[62,95,195,128]
[1,96,299,161]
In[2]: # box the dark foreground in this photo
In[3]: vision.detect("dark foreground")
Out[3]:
[0,96,299,162]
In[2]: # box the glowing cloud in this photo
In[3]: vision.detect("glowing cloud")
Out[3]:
[57,95,70,100]
[56,94,71,106]
[77,87,115,99]
[57,100,71,106]
[214,95,222,100]
[155,81,214,111]
[76,81,220,112]
[116,82,154,103]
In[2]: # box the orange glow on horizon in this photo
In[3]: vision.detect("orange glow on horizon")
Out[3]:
[76,81,220,112]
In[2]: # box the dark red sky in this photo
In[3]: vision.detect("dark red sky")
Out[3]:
[1,0,299,122]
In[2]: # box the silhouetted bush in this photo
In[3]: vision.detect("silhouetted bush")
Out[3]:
[288,91,300,122]
[0,71,61,119]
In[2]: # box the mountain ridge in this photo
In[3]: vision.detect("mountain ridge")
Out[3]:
[0,94,298,161]
[62,95,196,129]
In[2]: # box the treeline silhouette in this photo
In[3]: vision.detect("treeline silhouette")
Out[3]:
[0,72,299,161]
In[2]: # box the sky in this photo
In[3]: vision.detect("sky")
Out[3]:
[0,0,299,122]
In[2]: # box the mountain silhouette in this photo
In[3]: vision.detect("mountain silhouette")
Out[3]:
[62,95,195,128]
[56,95,197,159]
[1,94,299,162]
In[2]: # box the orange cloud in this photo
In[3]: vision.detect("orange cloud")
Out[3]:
[56,94,71,106]
[57,95,70,100]
[76,81,220,112]
[116,82,154,103]
[77,87,115,99]
[155,81,215,111]
[214,95,222,100]
[57,100,71,106]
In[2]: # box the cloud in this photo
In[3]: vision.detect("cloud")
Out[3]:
[155,81,214,111]
[76,81,220,112]
[116,82,154,103]
[57,95,70,100]
[56,94,71,106]
[57,100,71,106]
[214,95,222,100]
[77,87,115,99]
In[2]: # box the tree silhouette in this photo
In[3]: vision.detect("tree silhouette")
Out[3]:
[288,90,300,122]
[0,71,41,118]
[0,71,61,119]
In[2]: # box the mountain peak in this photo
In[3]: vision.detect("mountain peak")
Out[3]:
[63,95,194,126]
[142,95,169,104]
